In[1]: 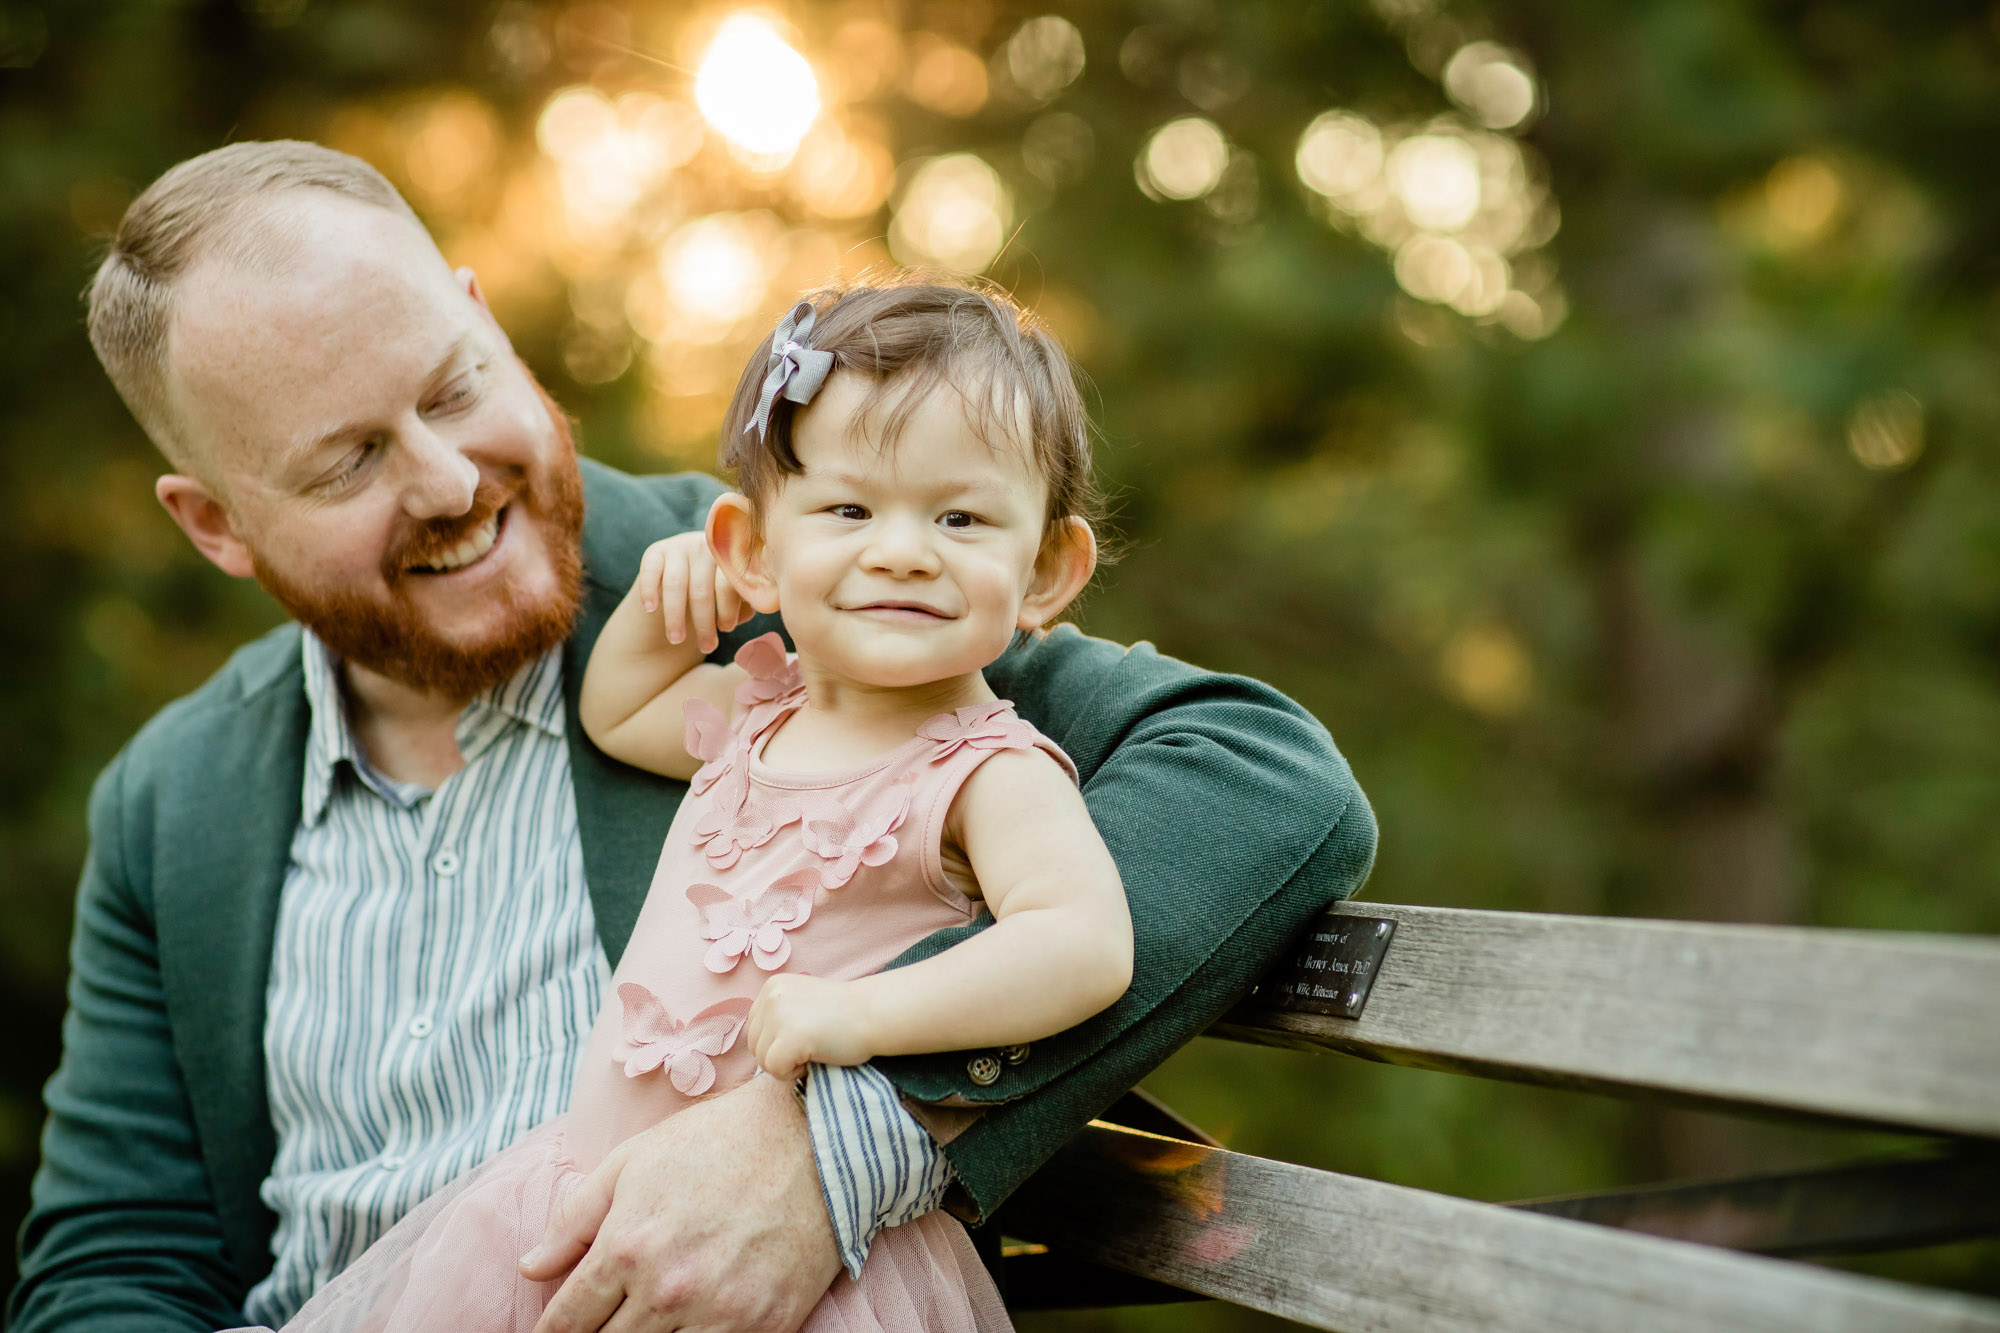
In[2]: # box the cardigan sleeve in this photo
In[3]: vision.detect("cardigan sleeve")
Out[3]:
[8,750,251,1333]
[871,627,1377,1221]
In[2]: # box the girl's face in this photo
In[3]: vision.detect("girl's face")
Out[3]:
[745,372,1063,692]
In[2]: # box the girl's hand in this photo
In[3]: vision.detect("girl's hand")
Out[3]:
[748,974,875,1082]
[633,530,752,655]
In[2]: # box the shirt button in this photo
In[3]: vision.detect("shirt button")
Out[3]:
[999,1043,1031,1065]
[967,1054,1003,1087]
[408,1015,434,1039]
[380,1153,407,1170]
[431,850,460,876]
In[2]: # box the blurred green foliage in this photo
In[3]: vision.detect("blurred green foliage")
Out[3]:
[4,0,1999,1324]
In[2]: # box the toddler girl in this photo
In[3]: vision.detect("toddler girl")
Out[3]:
[267,278,1133,1333]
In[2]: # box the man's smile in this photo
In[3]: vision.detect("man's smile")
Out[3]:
[407,505,508,577]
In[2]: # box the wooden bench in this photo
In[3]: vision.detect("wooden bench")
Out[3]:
[995,901,2000,1330]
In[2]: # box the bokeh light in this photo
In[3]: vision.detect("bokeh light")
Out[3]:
[695,14,821,161]
[905,33,988,116]
[787,120,893,219]
[1004,16,1086,102]
[1766,156,1844,243]
[536,87,700,247]
[400,94,500,213]
[889,154,1012,272]
[1138,116,1229,201]
[1022,111,1095,187]
[825,17,901,102]
[1847,390,1925,470]
[1441,623,1533,717]
[1299,105,1564,337]
[1389,134,1481,232]
[653,211,776,342]
[1296,112,1385,205]
[1443,42,1537,131]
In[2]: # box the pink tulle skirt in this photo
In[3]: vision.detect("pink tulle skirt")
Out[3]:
[250,1117,1011,1333]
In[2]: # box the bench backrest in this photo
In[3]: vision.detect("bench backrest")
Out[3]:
[1001,902,2000,1331]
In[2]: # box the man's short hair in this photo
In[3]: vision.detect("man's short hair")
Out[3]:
[86,140,420,473]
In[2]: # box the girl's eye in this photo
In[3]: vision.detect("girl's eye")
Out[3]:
[830,503,869,521]
[940,510,978,529]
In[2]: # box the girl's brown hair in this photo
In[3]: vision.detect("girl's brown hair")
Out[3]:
[718,276,1103,548]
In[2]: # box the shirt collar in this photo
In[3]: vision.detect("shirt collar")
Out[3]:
[297,631,567,826]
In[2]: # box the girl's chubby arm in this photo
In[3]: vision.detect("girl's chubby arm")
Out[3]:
[749,747,1134,1079]
[578,530,756,779]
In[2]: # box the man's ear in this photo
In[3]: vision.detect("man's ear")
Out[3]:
[1018,517,1098,631]
[707,492,779,615]
[456,267,513,344]
[156,475,256,579]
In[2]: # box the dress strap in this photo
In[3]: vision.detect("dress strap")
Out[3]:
[906,701,1079,909]
[915,702,1079,782]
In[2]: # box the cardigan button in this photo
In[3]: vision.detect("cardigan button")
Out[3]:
[967,1054,1003,1087]
[998,1043,1031,1065]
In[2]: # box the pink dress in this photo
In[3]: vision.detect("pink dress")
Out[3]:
[271,634,1058,1333]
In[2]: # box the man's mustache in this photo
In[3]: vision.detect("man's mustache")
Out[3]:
[381,479,513,580]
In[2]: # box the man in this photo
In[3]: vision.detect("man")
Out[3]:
[9,142,1375,1332]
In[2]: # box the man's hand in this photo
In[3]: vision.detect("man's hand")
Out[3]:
[748,974,875,1081]
[521,1074,840,1333]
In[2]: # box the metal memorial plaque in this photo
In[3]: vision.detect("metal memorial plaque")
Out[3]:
[1261,914,1396,1019]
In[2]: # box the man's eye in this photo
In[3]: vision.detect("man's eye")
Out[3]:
[324,440,379,487]
[830,503,869,520]
[940,510,978,529]
[433,381,475,412]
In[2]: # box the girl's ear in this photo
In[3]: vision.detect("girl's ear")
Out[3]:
[708,491,780,615]
[1018,517,1098,631]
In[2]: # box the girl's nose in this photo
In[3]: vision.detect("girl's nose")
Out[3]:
[862,512,941,576]
[397,422,480,521]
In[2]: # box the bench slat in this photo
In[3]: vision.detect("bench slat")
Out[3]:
[1214,902,2000,1137]
[1512,1146,2000,1256]
[1004,1124,2000,1333]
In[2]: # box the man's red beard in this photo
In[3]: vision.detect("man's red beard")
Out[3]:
[252,383,587,699]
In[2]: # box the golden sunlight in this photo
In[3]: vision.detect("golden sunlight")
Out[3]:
[889,154,1011,272]
[695,14,821,161]
[656,211,776,341]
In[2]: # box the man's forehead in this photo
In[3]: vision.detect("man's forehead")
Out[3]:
[174,197,455,354]
[164,196,478,455]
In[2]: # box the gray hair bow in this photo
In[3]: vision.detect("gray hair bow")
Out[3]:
[746,301,835,440]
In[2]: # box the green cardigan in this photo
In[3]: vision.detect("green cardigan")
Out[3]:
[9,460,1376,1332]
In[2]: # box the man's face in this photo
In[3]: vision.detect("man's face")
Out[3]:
[164,194,584,697]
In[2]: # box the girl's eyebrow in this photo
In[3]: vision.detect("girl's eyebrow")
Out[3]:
[808,468,1013,499]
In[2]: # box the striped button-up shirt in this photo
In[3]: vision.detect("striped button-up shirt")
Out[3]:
[244,633,946,1326]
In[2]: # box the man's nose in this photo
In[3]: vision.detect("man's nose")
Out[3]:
[862,512,941,576]
[397,422,480,520]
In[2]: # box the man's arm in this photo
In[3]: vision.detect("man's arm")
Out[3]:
[9,752,251,1333]
[879,626,1378,1219]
